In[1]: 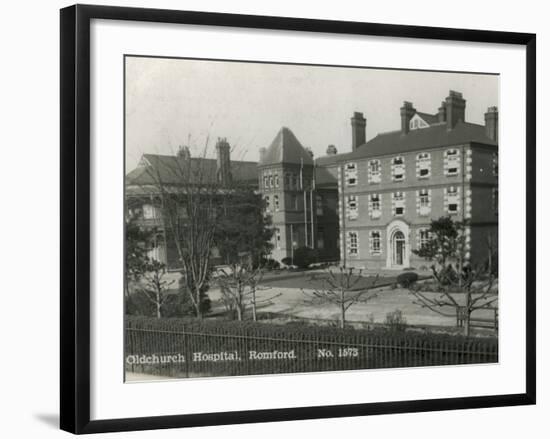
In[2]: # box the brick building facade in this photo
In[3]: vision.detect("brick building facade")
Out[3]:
[126,90,497,271]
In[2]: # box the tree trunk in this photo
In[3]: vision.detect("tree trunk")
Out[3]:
[340,290,346,329]
[251,286,257,322]
[194,287,203,319]
[236,304,243,321]
[155,291,162,319]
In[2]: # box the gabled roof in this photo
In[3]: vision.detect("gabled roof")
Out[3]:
[259,127,314,167]
[126,154,258,186]
[316,121,496,165]
[415,111,440,125]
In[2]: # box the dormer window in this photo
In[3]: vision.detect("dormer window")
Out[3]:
[391,156,405,181]
[444,149,460,176]
[368,159,381,183]
[416,152,431,178]
[345,162,358,186]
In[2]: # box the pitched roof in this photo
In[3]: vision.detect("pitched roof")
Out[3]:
[415,111,439,125]
[316,121,496,165]
[126,154,258,186]
[259,127,314,166]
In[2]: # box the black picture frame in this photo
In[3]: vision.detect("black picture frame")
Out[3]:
[60,4,536,434]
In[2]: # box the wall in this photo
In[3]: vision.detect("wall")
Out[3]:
[1,1,546,439]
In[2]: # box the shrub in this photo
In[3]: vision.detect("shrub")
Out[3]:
[397,271,419,288]
[292,247,319,269]
[385,309,407,332]
[261,258,280,270]
[281,257,292,267]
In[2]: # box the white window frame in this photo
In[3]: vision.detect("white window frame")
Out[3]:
[417,188,431,216]
[392,191,406,216]
[346,195,358,220]
[274,173,279,188]
[369,230,382,255]
[345,162,358,186]
[391,156,406,182]
[445,186,460,214]
[368,159,381,184]
[444,148,460,176]
[265,195,271,211]
[347,231,359,256]
[416,152,431,179]
[274,194,280,211]
[418,228,431,250]
[368,193,382,219]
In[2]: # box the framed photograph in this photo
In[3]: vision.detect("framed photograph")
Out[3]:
[60,4,536,434]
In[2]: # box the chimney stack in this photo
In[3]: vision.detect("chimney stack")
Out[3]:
[484,106,498,142]
[351,112,366,151]
[326,144,338,155]
[177,145,191,161]
[437,101,447,123]
[445,90,466,130]
[400,101,416,135]
[216,137,232,186]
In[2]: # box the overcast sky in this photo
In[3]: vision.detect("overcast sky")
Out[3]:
[125,56,499,171]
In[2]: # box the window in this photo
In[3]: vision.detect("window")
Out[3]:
[445,186,460,214]
[291,174,298,189]
[369,193,381,219]
[392,192,405,216]
[274,173,279,188]
[268,174,273,188]
[493,187,498,215]
[265,195,270,211]
[345,162,358,186]
[418,189,431,216]
[284,173,291,188]
[274,195,280,211]
[316,194,324,216]
[368,159,381,183]
[444,149,460,176]
[418,229,431,250]
[493,153,498,177]
[275,228,281,249]
[392,156,405,181]
[346,195,358,220]
[347,231,359,256]
[317,226,325,249]
[416,152,431,178]
[142,204,157,219]
[263,174,269,189]
[291,194,298,210]
[369,231,381,255]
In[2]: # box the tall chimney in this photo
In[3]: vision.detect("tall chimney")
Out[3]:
[445,90,466,129]
[216,137,232,186]
[437,101,447,123]
[326,144,338,155]
[177,145,191,161]
[484,106,498,142]
[400,101,416,135]
[351,112,366,151]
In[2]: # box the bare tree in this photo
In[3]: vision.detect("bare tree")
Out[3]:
[216,258,280,321]
[139,259,175,318]
[303,267,378,329]
[411,217,498,336]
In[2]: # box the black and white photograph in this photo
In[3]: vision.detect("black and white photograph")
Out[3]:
[124,56,500,381]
